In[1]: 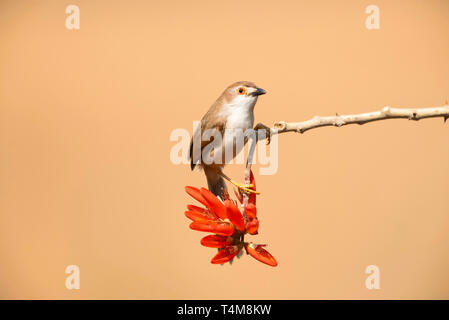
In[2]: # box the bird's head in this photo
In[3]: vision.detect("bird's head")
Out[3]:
[222,81,266,109]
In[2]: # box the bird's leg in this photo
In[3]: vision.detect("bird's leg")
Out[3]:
[254,123,271,145]
[218,171,260,195]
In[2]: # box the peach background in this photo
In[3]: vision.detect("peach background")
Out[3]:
[1,0,448,299]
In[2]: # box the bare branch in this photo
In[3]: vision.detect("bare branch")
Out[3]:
[244,105,448,200]
[268,105,449,135]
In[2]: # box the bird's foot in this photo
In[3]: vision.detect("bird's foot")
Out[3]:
[230,180,260,195]
[217,171,260,195]
[254,123,272,145]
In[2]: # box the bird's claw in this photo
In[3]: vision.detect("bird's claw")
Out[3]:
[240,187,260,195]
[254,123,271,145]
[231,181,260,195]
[239,185,260,195]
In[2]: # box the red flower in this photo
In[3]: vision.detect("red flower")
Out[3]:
[184,171,277,267]
[189,221,234,236]
[245,243,278,267]
[248,170,257,206]
[211,245,242,264]
[185,206,219,222]
[224,200,245,232]
[200,188,227,220]
[185,186,209,207]
[200,235,233,248]
[246,217,259,235]
[244,203,257,218]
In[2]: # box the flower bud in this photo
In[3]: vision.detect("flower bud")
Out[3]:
[246,217,259,235]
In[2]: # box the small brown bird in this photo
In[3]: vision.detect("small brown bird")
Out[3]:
[189,81,266,199]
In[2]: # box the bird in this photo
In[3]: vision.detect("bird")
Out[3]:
[189,81,267,199]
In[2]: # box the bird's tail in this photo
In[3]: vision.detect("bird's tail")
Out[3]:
[204,166,227,199]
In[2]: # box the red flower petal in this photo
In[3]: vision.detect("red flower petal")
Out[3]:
[211,245,241,264]
[246,217,259,235]
[200,235,233,248]
[189,221,234,236]
[200,188,227,220]
[248,170,257,206]
[246,243,278,267]
[184,210,215,223]
[224,200,245,232]
[186,205,219,220]
[244,203,257,219]
[187,204,207,213]
[185,186,209,207]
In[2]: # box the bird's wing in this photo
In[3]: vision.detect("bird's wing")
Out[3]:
[189,114,226,170]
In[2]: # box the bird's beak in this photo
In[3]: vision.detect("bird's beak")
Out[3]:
[251,87,267,97]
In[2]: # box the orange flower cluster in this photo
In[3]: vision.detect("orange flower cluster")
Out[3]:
[184,171,277,267]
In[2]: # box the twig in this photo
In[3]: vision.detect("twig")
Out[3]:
[269,105,449,135]
[243,104,449,205]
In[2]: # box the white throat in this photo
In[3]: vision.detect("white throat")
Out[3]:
[221,97,257,130]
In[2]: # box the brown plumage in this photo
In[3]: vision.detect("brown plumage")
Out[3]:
[189,81,266,198]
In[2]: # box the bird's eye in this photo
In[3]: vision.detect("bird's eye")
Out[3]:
[237,87,246,95]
